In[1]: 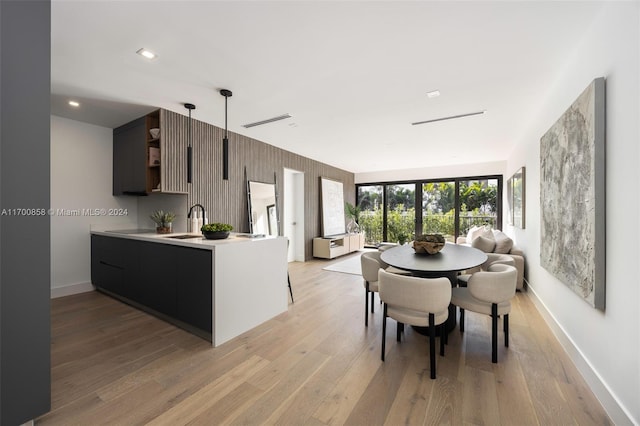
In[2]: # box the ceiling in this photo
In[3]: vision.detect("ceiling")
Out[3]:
[51,1,605,174]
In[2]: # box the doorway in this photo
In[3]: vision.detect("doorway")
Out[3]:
[283,168,305,262]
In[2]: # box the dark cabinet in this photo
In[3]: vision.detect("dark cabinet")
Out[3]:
[113,116,147,195]
[91,234,125,295]
[137,241,178,317]
[113,110,161,195]
[175,248,213,332]
[91,235,212,334]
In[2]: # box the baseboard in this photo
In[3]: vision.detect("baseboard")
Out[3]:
[526,286,634,425]
[50,281,95,299]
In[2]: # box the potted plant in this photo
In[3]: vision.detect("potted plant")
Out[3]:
[344,202,361,234]
[397,233,409,245]
[201,222,233,240]
[150,210,176,234]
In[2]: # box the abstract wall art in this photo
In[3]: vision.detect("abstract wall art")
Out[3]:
[540,77,605,310]
[320,177,346,237]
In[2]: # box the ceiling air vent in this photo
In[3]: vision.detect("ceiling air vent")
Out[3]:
[242,114,292,128]
[412,110,486,126]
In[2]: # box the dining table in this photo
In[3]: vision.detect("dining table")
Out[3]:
[380,242,487,333]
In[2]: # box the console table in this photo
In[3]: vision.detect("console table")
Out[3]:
[313,233,364,259]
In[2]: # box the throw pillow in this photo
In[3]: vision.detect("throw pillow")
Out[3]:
[471,235,496,253]
[468,225,494,242]
[493,230,514,254]
[466,225,481,243]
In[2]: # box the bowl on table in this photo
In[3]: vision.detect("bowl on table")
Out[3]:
[202,230,230,240]
[412,234,445,254]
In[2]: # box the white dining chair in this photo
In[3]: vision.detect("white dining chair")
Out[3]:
[361,252,382,327]
[457,253,515,287]
[451,263,517,363]
[378,269,451,379]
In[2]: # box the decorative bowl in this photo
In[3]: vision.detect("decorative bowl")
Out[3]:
[413,234,445,254]
[203,230,230,240]
[149,128,160,139]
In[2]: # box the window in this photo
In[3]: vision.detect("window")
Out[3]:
[357,185,383,245]
[386,184,415,244]
[357,175,502,246]
[422,181,456,242]
[458,178,500,236]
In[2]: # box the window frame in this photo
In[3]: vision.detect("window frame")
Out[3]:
[356,174,503,244]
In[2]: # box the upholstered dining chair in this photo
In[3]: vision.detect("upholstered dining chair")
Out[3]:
[457,253,515,287]
[369,249,412,276]
[451,263,517,363]
[361,252,382,327]
[378,269,452,379]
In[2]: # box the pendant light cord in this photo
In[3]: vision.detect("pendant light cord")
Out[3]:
[220,89,232,180]
[184,103,196,184]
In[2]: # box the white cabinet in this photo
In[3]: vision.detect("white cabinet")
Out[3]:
[313,233,365,259]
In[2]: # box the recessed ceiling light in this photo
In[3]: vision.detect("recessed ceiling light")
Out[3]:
[68,100,80,107]
[426,90,440,98]
[136,48,157,60]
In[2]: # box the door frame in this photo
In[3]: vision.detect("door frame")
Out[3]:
[283,168,305,262]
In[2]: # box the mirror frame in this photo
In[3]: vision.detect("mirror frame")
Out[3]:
[246,171,280,236]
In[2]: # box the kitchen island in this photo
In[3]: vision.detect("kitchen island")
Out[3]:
[91,230,288,346]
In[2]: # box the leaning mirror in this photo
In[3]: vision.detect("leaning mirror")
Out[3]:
[247,180,279,236]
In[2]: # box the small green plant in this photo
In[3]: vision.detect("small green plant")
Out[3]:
[150,210,176,227]
[201,222,233,232]
[345,202,361,223]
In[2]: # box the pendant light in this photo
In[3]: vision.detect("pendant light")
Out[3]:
[220,89,232,180]
[184,103,196,183]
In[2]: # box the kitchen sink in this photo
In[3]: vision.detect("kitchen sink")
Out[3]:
[163,234,203,240]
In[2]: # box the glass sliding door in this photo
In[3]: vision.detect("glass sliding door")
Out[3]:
[357,175,501,246]
[357,185,383,245]
[385,183,415,244]
[422,181,456,242]
[458,178,500,237]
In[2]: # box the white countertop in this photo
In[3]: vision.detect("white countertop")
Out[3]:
[91,229,279,250]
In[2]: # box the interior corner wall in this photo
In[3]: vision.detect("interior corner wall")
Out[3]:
[505,2,639,423]
[1,0,52,423]
[50,116,137,294]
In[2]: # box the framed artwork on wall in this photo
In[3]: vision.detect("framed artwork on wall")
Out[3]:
[320,177,346,237]
[540,77,605,310]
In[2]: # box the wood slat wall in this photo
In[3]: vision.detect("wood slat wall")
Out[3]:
[160,109,355,260]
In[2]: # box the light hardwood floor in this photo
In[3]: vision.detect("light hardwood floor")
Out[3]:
[38,254,611,425]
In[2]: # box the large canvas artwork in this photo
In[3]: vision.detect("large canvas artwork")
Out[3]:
[540,77,605,310]
[320,177,346,237]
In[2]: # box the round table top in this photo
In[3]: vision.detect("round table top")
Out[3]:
[380,242,487,274]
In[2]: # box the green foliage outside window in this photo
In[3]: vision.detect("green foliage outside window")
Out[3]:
[358,179,498,245]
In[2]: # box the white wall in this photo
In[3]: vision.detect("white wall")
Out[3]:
[137,194,189,233]
[505,3,639,423]
[50,116,138,297]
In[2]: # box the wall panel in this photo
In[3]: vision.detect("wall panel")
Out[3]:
[162,110,354,260]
